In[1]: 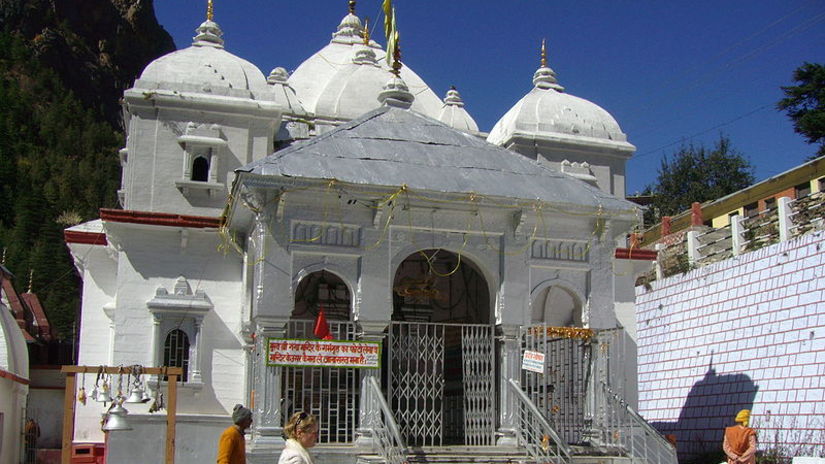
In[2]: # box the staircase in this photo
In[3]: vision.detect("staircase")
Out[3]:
[358,446,530,464]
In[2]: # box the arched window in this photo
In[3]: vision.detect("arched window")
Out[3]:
[191,155,210,182]
[164,329,190,381]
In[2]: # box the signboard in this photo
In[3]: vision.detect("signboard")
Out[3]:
[522,350,545,373]
[267,338,381,369]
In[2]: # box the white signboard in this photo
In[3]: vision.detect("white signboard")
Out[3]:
[267,338,381,369]
[522,350,545,373]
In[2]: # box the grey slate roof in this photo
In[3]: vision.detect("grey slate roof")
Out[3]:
[239,106,636,213]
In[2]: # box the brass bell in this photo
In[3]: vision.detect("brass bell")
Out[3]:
[102,402,132,432]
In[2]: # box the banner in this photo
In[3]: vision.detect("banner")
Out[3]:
[266,338,381,369]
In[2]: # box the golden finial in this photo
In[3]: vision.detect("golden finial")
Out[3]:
[27,269,33,293]
[349,0,356,15]
[363,17,370,45]
[540,38,547,68]
[207,0,214,21]
[392,37,402,77]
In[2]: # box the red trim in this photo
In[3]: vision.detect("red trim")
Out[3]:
[64,230,108,246]
[0,368,30,385]
[100,208,222,229]
[614,247,657,261]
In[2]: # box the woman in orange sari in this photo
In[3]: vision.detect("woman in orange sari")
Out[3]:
[723,409,757,464]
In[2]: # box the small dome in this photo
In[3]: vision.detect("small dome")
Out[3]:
[436,87,479,133]
[134,20,270,99]
[267,67,307,116]
[288,6,443,119]
[487,54,631,149]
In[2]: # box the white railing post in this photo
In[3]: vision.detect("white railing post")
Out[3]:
[686,230,700,265]
[731,214,745,256]
[654,244,664,280]
[777,196,793,241]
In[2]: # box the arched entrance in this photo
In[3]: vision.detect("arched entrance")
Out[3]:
[388,249,496,447]
[283,270,358,443]
[523,283,589,444]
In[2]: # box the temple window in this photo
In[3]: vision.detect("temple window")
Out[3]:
[163,329,190,381]
[191,153,210,182]
[147,276,212,385]
[175,123,226,196]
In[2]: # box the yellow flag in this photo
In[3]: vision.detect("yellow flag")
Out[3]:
[383,0,393,38]
[385,7,398,67]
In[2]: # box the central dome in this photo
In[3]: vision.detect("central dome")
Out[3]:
[288,8,443,119]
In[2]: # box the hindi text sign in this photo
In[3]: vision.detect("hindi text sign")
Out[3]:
[522,350,545,374]
[267,338,381,369]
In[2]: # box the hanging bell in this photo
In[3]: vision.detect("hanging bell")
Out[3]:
[102,403,132,432]
[96,385,113,403]
[125,386,144,404]
[141,388,152,403]
[90,385,99,401]
[77,386,87,405]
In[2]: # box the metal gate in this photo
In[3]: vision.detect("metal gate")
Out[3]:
[520,325,592,445]
[282,320,360,443]
[388,322,496,447]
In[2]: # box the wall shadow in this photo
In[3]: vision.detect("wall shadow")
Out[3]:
[651,364,758,462]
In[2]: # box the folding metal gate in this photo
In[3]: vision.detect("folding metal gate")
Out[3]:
[388,322,496,447]
[520,325,592,445]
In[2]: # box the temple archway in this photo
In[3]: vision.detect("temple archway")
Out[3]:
[283,269,357,444]
[391,249,490,324]
[388,249,495,446]
[531,284,583,326]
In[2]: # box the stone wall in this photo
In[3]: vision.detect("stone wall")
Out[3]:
[635,232,825,459]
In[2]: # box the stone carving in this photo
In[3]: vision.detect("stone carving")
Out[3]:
[531,239,589,262]
[291,222,360,247]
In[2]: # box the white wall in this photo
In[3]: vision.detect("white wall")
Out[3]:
[635,232,825,459]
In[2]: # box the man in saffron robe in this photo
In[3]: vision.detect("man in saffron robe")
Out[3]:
[723,409,757,464]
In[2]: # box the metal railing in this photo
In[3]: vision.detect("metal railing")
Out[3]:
[508,378,572,464]
[601,382,677,464]
[362,376,408,464]
[647,192,825,281]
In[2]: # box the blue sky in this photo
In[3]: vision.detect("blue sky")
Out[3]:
[154,1,825,195]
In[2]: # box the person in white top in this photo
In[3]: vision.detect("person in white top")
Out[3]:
[278,411,318,464]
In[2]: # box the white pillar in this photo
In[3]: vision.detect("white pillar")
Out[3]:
[190,319,203,383]
[777,196,793,242]
[654,244,664,280]
[686,230,700,265]
[731,214,745,256]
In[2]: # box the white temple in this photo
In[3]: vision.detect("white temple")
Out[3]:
[65,2,672,463]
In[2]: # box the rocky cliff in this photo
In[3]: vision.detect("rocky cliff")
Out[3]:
[0,0,175,126]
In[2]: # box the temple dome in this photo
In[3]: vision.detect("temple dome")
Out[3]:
[134,20,271,99]
[288,7,443,119]
[313,45,393,122]
[436,87,479,133]
[487,57,632,150]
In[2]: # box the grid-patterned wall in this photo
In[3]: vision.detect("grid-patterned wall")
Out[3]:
[635,232,825,459]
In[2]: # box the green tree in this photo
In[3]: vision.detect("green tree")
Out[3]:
[644,135,755,224]
[777,62,825,159]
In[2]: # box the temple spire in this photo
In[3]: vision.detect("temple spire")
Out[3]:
[349,0,356,14]
[532,39,564,91]
[207,0,214,21]
[363,18,370,45]
[541,38,547,68]
[27,269,33,293]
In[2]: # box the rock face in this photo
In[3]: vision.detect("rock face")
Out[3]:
[0,0,175,126]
